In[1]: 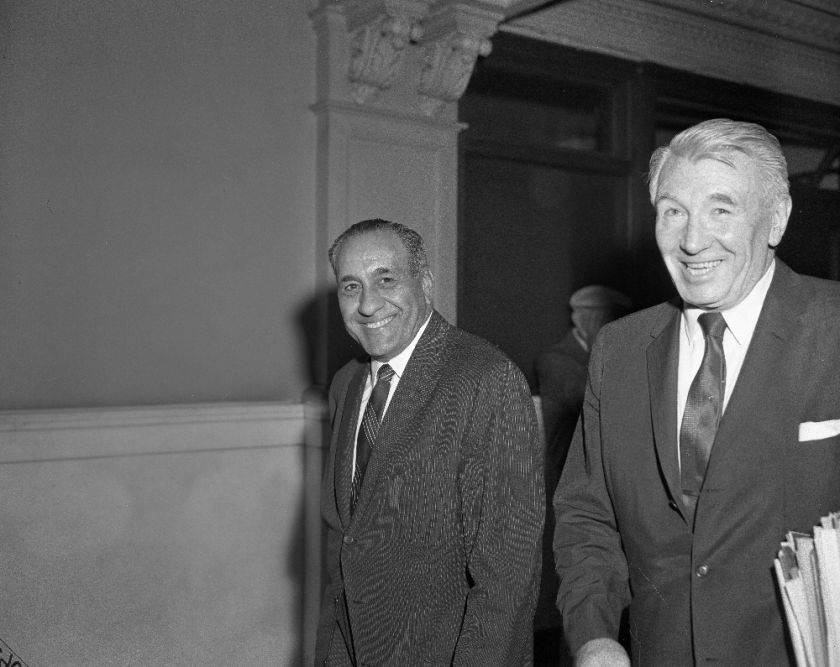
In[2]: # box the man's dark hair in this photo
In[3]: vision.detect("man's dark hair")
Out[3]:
[328,218,429,277]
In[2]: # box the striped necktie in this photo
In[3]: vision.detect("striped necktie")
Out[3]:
[351,364,395,513]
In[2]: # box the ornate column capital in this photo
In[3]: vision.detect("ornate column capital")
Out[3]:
[416,2,502,115]
[311,0,510,116]
[343,0,432,103]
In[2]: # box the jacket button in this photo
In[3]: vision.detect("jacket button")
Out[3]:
[343,535,354,544]
[696,564,709,577]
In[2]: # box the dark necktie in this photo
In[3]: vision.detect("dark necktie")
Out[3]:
[351,364,395,513]
[680,311,727,517]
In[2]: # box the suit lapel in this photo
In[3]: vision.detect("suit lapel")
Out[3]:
[350,311,450,521]
[646,302,686,520]
[335,364,367,529]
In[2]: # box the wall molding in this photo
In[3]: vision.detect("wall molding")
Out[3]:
[0,401,313,464]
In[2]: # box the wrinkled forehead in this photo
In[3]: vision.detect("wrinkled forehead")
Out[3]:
[336,230,410,270]
[658,151,758,189]
[670,147,742,170]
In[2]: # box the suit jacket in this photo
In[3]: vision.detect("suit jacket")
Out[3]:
[315,311,545,667]
[554,261,840,666]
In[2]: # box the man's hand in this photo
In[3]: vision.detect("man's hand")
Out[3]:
[575,638,630,667]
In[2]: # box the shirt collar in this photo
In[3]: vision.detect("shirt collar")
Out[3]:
[682,259,776,346]
[369,311,433,382]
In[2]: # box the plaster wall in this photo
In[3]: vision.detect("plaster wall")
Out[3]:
[0,0,318,409]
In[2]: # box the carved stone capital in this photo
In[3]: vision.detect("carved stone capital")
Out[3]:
[344,0,431,103]
[417,3,501,115]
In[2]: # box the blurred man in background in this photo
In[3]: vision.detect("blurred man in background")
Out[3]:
[533,285,630,664]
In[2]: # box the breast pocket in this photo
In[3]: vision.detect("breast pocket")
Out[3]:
[785,432,840,529]
[799,419,840,442]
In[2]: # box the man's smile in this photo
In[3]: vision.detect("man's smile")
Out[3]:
[362,314,396,329]
[682,259,723,276]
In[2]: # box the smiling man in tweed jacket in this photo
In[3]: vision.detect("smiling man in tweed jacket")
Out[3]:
[314,219,544,666]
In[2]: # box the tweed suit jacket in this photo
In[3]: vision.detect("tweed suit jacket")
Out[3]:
[554,261,840,666]
[315,311,544,667]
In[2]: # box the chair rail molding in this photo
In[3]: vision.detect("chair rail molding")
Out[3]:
[0,401,305,463]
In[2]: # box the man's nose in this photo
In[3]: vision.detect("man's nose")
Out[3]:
[680,215,711,254]
[357,286,384,316]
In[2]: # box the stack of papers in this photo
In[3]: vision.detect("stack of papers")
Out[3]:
[775,511,840,667]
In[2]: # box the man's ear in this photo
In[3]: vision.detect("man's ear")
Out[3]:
[422,269,434,304]
[768,195,792,248]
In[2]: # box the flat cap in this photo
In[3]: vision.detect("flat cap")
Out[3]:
[570,285,632,311]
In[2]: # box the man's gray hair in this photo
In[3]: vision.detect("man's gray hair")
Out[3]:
[328,219,429,277]
[647,118,790,204]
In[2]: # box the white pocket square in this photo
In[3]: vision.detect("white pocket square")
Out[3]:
[799,420,840,442]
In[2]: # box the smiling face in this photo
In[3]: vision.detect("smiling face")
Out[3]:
[334,229,433,361]
[654,153,790,310]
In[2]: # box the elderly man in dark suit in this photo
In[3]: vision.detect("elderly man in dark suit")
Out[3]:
[554,118,840,666]
[315,219,544,666]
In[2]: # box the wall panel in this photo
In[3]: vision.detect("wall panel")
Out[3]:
[0,402,320,666]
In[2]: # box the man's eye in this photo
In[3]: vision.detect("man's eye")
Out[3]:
[659,207,682,219]
[712,207,730,215]
[342,283,360,294]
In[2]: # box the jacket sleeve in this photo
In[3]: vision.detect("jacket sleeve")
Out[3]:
[553,331,631,654]
[453,360,545,666]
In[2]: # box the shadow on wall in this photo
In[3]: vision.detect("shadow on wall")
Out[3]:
[295,287,366,393]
